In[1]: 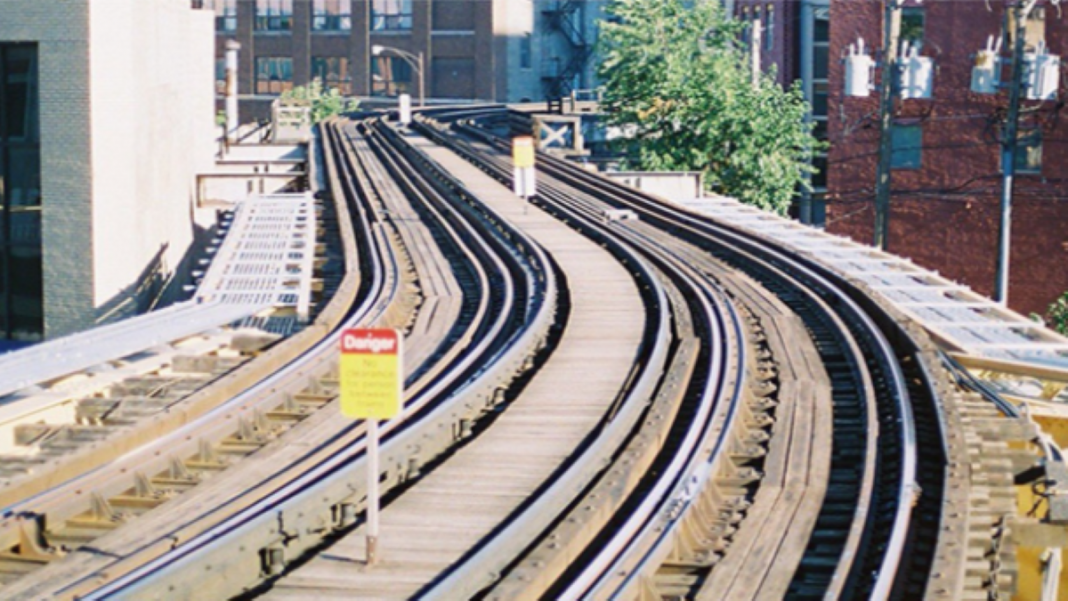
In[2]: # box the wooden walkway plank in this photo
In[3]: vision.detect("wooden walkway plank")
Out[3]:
[265,132,646,599]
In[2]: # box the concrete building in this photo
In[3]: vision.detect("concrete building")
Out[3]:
[201,0,605,119]
[0,0,216,341]
[821,1,1068,315]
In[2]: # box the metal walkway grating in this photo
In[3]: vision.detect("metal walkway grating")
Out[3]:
[196,193,318,321]
[674,195,1068,375]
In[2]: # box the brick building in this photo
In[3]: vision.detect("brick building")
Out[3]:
[199,0,606,119]
[822,1,1068,315]
[0,0,216,341]
[736,0,1067,315]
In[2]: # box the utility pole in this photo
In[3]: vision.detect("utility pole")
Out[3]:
[873,0,903,250]
[995,0,1037,305]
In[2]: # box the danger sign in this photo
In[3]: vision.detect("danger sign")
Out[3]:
[513,136,535,169]
[340,328,403,419]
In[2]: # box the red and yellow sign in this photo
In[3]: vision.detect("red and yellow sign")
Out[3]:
[513,136,535,169]
[340,328,403,419]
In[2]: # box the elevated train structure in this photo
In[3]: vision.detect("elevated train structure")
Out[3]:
[0,105,1065,600]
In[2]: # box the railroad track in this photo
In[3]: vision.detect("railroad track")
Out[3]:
[0,103,997,600]
[411,111,958,598]
[0,121,379,593]
[0,114,559,599]
[232,110,876,600]
[382,119,740,600]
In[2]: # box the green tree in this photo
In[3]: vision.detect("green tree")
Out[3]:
[280,79,359,123]
[597,0,821,214]
[1046,291,1068,335]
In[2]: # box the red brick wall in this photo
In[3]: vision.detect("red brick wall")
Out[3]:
[825,0,1068,315]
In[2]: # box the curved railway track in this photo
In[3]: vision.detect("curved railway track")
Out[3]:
[413,110,953,599]
[0,104,978,600]
[379,119,745,601]
[0,120,386,594]
[0,113,560,599]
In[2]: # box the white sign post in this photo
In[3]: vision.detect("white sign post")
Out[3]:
[398,93,412,125]
[340,328,403,566]
[512,136,537,207]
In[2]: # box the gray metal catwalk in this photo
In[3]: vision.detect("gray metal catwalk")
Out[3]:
[0,301,263,402]
[195,193,318,322]
[674,196,1068,396]
[0,193,318,402]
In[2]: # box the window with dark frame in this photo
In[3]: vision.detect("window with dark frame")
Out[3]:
[808,7,830,227]
[0,43,43,340]
[255,0,293,32]
[1014,127,1043,174]
[741,6,750,45]
[765,5,774,51]
[891,123,922,170]
[313,0,352,32]
[372,0,413,31]
[215,58,226,95]
[901,7,925,51]
[371,56,413,96]
[204,0,237,32]
[312,56,352,95]
[1008,7,1045,52]
[255,56,293,94]
[520,33,532,70]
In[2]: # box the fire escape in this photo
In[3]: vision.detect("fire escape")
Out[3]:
[541,0,591,100]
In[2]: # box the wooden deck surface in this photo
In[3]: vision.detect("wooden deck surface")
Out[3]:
[265,132,645,599]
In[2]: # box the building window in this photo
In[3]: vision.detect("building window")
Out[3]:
[803,6,830,227]
[432,0,475,31]
[371,56,412,96]
[0,43,43,341]
[891,123,922,169]
[1014,128,1042,174]
[312,57,352,95]
[765,5,774,51]
[811,8,829,114]
[372,0,413,31]
[313,0,352,32]
[1009,7,1045,51]
[256,57,293,94]
[215,58,226,95]
[740,7,751,45]
[901,7,925,51]
[256,0,293,32]
[204,0,237,32]
[520,34,532,70]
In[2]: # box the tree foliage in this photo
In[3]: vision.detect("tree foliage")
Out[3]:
[597,0,822,214]
[1046,291,1068,335]
[280,79,359,123]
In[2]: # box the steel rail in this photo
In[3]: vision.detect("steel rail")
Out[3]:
[0,119,394,597]
[66,116,557,600]
[524,130,920,599]
[427,113,926,599]
[560,229,745,600]
[0,300,269,402]
[386,131,678,599]
[0,121,369,550]
[411,117,757,599]
[526,137,916,599]
[424,121,757,598]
